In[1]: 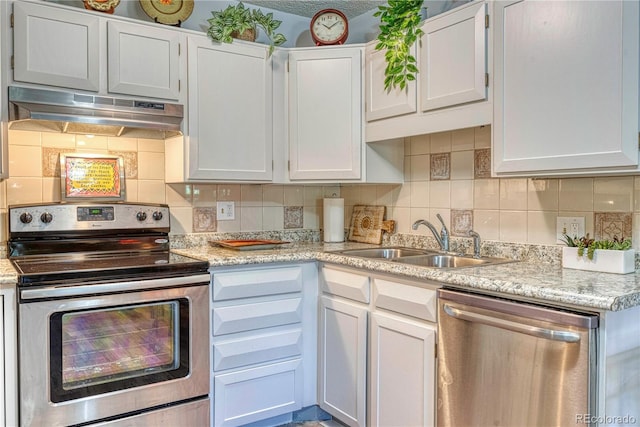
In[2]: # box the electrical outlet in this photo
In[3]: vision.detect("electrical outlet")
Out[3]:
[216,201,235,221]
[556,216,585,243]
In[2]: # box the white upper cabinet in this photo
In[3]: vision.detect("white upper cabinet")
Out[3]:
[179,36,272,182]
[365,1,491,143]
[107,21,181,101]
[13,2,100,92]
[12,1,184,102]
[288,47,362,181]
[365,43,418,121]
[420,1,487,111]
[493,0,640,176]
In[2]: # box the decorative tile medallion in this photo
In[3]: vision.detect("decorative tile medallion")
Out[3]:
[594,212,632,241]
[42,147,75,177]
[109,150,138,179]
[451,209,474,237]
[474,148,491,179]
[284,206,304,229]
[430,153,451,180]
[193,207,217,232]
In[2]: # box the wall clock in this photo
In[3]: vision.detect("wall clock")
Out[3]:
[310,9,349,46]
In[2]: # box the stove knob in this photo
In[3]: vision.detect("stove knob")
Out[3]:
[136,211,148,221]
[19,212,33,224]
[152,211,163,221]
[40,212,53,224]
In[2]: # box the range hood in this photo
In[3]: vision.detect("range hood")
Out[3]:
[8,86,184,140]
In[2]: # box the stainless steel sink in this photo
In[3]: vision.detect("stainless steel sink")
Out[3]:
[393,254,511,268]
[330,247,435,259]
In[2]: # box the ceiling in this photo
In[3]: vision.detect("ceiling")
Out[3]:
[244,1,387,19]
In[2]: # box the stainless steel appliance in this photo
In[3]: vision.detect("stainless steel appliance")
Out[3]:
[437,289,599,427]
[8,86,183,139]
[9,202,210,427]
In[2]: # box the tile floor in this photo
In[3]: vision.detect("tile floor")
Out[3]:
[279,420,344,427]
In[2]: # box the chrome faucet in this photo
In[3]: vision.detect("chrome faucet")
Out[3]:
[468,229,481,258]
[412,214,450,252]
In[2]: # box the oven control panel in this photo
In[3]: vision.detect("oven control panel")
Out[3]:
[9,203,171,233]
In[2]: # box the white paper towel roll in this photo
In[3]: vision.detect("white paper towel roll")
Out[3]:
[323,198,345,242]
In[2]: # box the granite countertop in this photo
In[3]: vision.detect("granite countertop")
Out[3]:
[2,240,638,311]
[172,241,640,312]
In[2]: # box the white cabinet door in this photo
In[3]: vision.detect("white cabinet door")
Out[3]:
[214,358,303,427]
[288,48,362,180]
[365,43,417,121]
[0,0,7,180]
[493,0,640,175]
[107,21,181,101]
[420,1,487,111]
[318,295,367,427]
[0,295,4,427]
[369,311,436,427]
[13,2,100,92]
[186,36,272,181]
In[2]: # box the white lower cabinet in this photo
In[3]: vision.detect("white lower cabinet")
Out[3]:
[369,312,436,427]
[318,295,368,427]
[210,263,317,427]
[318,264,439,427]
[0,288,18,427]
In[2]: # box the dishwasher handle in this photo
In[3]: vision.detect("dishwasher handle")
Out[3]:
[443,304,581,343]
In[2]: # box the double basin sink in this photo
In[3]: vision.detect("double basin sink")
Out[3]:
[331,247,512,269]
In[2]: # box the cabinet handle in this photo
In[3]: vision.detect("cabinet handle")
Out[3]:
[443,304,581,343]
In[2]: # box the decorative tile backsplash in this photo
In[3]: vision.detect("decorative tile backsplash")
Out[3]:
[430,153,450,180]
[594,212,632,241]
[3,126,640,252]
[284,206,304,229]
[451,209,473,237]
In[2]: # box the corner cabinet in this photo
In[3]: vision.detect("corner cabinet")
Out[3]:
[365,1,491,142]
[365,43,418,121]
[419,1,487,112]
[169,36,273,182]
[12,1,184,102]
[318,264,438,427]
[288,47,363,181]
[493,0,640,177]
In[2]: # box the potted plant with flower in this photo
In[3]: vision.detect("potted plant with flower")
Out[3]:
[561,233,634,274]
[207,2,286,57]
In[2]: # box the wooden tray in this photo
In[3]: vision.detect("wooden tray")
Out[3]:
[212,239,289,251]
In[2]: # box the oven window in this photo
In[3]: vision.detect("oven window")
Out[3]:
[50,299,189,402]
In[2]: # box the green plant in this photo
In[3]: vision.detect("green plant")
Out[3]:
[207,2,286,57]
[563,233,632,260]
[373,0,425,90]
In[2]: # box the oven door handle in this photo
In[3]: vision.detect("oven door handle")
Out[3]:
[20,274,211,300]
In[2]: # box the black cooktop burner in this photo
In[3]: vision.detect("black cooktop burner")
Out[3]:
[12,251,209,286]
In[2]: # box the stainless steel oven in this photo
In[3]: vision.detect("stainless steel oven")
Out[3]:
[9,203,211,427]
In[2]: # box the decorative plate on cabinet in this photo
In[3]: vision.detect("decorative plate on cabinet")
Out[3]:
[84,0,120,14]
[139,0,194,26]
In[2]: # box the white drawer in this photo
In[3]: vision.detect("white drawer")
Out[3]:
[212,265,303,301]
[373,278,437,322]
[321,266,370,303]
[213,327,303,371]
[214,358,303,427]
[213,297,302,336]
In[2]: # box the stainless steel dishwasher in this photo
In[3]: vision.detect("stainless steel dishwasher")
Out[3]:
[437,289,599,427]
